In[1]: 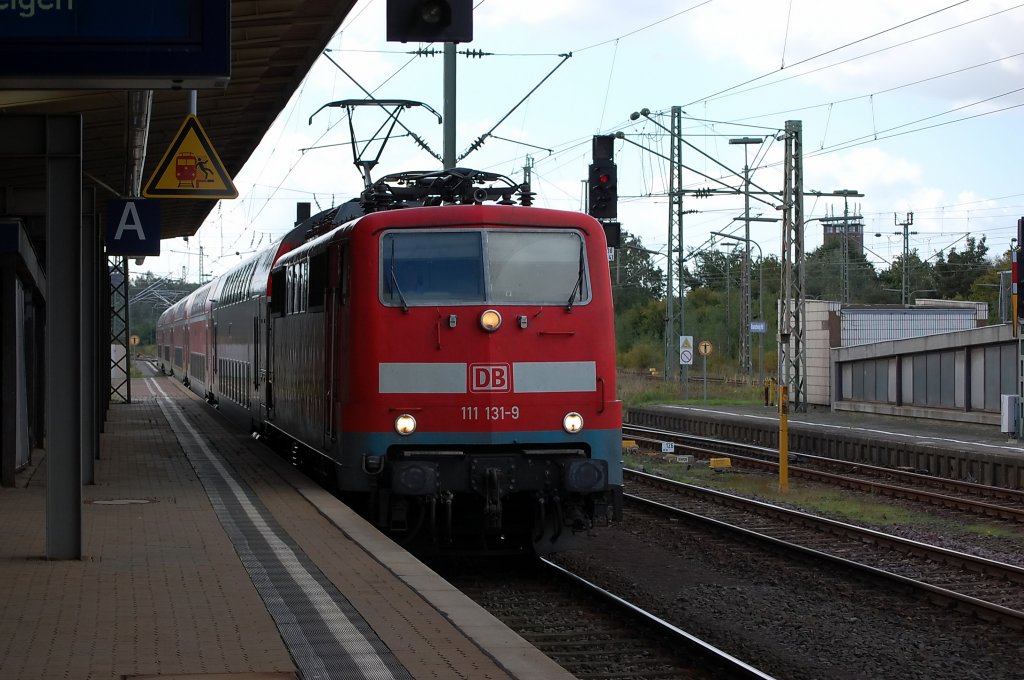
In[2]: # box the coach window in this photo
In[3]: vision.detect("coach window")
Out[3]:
[270,269,285,316]
[309,252,327,309]
[340,246,350,305]
[300,259,309,312]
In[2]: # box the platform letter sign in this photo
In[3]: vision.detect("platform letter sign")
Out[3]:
[106,199,160,256]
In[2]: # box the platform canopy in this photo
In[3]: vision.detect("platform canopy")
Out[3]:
[0,0,358,241]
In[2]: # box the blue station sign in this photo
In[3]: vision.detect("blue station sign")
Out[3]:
[106,199,161,257]
[0,1,229,89]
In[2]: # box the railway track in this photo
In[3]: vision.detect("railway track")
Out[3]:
[433,556,774,680]
[625,469,1024,628]
[623,424,1024,523]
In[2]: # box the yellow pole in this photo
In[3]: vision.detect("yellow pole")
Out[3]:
[778,384,789,493]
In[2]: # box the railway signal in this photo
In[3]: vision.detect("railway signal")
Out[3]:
[386,0,473,43]
[588,162,617,219]
[588,134,618,221]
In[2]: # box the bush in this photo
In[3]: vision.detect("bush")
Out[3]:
[618,340,662,371]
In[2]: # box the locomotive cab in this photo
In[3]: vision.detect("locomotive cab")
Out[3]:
[332,206,623,553]
[166,168,624,556]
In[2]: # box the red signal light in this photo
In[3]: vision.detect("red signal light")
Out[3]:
[598,174,610,184]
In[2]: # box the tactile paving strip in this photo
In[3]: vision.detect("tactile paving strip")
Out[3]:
[151,381,412,680]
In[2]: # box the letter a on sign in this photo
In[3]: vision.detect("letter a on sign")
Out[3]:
[106,199,161,256]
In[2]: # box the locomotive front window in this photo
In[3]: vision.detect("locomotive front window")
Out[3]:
[486,231,586,304]
[381,229,589,306]
[383,232,485,304]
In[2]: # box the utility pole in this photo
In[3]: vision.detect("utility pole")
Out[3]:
[666,106,685,389]
[895,212,916,304]
[443,43,456,168]
[619,107,689,390]
[729,136,762,380]
[779,120,806,411]
[841,204,849,304]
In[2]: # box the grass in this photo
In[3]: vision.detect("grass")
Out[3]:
[617,370,766,408]
[623,452,1024,542]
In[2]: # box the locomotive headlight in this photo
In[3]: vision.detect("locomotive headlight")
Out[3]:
[562,412,584,434]
[395,413,417,436]
[480,309,502,332]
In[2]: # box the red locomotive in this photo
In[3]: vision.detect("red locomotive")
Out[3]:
[157,169,623,553]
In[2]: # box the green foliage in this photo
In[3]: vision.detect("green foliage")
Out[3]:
[617,370,764,406]
[877,250,934,302]
[933,235,989,300]
[128,272,198,345]
[617,341,659,371]
[804,241,889,303]
[613,226,1007,378]
[611,232,664,312]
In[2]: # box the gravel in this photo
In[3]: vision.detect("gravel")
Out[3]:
[550,509,1024,680]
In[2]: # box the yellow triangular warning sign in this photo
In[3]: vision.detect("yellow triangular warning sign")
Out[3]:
[143,114,238,199]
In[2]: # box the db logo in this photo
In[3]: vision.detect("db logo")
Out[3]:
[469,364,512,392]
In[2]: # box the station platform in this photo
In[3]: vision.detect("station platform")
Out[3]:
[642,401,1024,451]
[626,401,1024,488]
[0,376,573,680]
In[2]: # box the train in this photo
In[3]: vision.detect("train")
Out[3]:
[156,168,623,553]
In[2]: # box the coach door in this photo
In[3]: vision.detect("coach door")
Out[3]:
[265,266,284,422]
[320,247,336,450]
[325,244,349,450]
[252,313,260,419]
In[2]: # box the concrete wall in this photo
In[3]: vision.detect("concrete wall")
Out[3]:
[805,300,837,406]
[831,322,1015,426]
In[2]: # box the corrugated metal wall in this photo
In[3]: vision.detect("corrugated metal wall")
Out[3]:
[840,308,977,347]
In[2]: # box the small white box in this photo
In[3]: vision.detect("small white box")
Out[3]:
[1000,394,1019,434]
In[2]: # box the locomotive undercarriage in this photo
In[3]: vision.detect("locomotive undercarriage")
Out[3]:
[252,424,622,554]
[357,447,621,554]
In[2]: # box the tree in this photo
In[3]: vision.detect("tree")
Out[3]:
[803,242,884,303]
[878,250,934,303]
[611,231,664,312]
[615,299,665,370]
[968,246,1012,322]
[682,247,739,292]
[932,235,991,300]
[129,274,197,345]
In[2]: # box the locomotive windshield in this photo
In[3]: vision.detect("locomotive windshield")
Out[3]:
[381,229,589,306]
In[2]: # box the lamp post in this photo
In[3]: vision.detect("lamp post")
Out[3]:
[808,190,863,303]
[729,136,763,380]
[712,230,765,382]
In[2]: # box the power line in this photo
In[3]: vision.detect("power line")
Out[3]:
[701,2,1024,106]
[683,0,972,107]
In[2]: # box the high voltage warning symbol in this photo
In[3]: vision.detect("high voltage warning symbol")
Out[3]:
[143,114,238,199]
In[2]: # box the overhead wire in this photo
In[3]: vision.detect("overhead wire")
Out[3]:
[683,0,972,107]
[193,1,1024,281]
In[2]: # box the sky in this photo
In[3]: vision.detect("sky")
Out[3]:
[141,0,1024,290]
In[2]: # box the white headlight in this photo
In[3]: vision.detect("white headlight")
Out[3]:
[562,412,584,434]
[480,309,502,332]
[395,413,417,436]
